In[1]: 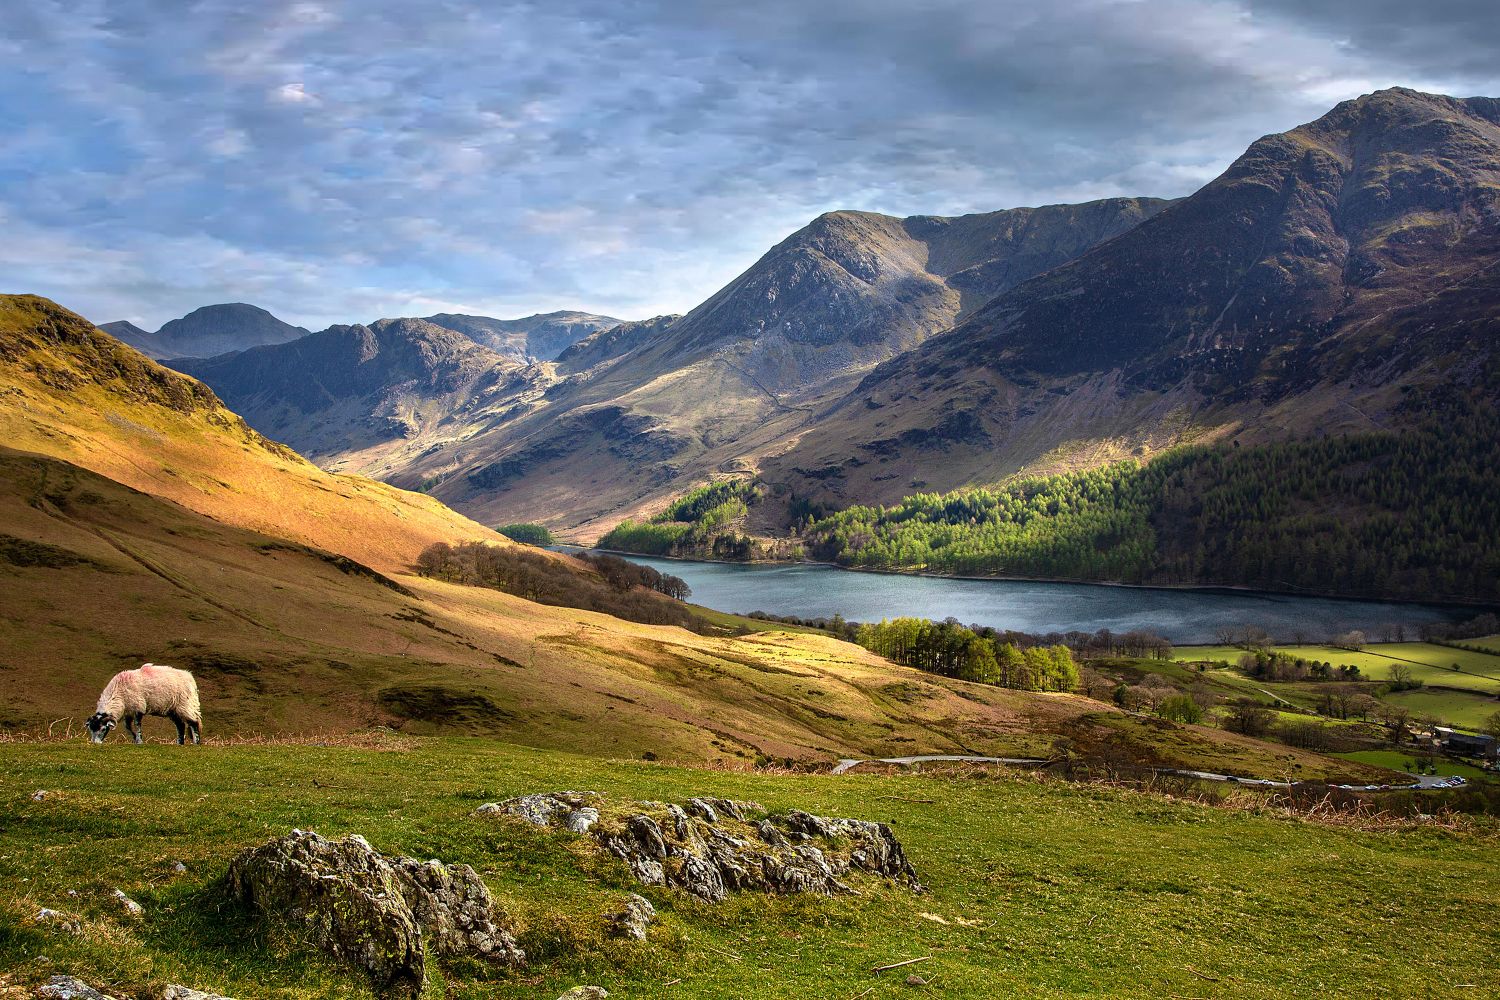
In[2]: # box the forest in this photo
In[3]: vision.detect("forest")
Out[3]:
[601,479,804,561]
[801,404,1500,603]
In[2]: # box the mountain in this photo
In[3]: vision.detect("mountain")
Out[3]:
[763,88,1500,505]
[323,197,1173,532]
[101,302,309,360]
[423,309,622,362]
[170,317,537,476]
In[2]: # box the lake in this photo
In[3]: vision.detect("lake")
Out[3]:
[587,553,1471,644]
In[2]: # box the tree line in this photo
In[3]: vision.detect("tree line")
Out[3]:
[798,401,1500,603]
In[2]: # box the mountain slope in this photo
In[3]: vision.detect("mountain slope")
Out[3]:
[357,198,1173,533]
[170,317,535,475]
[102,302,309,359]
[424,309,622,361]
[765,88,1500,505]
[0,294,503,571]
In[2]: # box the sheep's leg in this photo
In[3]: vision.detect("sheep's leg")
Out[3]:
[129,714,143,745]
[169,711,186,745]
[187,719,201,745]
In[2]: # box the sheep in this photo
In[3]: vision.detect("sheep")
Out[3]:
[86,663,201,745]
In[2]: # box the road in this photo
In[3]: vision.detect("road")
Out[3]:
[830,754,1468,791]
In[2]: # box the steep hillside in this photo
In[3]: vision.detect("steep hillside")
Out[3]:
[170,317,537,474]
[556,313,682,373]
[366,198,1172,533]
[767,89,1500,505]
[0,294,504,571]
[101,303,309,359]
[424,309,622,361]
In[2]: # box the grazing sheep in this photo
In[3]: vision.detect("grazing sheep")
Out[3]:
[86,663,201,745]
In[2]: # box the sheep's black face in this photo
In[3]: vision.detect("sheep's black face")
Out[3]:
[86,713,115,743]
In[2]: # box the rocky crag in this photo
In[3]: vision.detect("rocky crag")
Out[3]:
[478,791,922,902]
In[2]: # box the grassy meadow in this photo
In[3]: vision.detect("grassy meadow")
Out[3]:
[1170,642,1500,731]
[2,737,1497,1000]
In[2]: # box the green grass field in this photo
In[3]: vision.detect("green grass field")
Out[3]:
[2,738,1497,999]
[1384,687,1500,731]
[1171,643,1500,729]
[1332,750,1491,780]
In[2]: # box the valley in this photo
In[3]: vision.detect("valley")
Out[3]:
[3,69,1500,1000]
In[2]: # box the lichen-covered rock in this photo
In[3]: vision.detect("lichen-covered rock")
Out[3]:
[478,791,601,832]
[225,830,523,997]
[478,793,922,902]
[556,988,608,1000]
[36,977,117,999]
[607,893,656,940]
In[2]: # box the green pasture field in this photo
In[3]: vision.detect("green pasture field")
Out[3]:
[2,737,1496,999]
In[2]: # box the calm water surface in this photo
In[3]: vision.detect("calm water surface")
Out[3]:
[592,553,1471,645]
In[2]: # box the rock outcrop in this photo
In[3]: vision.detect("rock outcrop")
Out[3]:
[225,830,523,996]
[36,977,115,1000]
[477,792,922,902]
[606,893,656,940]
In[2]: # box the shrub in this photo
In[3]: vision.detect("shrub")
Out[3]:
[414,541,700,630]
[497,523,554,546]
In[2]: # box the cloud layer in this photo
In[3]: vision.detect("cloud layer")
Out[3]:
[3,0,1497,329]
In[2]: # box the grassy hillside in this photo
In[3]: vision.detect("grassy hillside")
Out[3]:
[2,739,1495,999]
[3,444,1388,779]
[0,295,507,572]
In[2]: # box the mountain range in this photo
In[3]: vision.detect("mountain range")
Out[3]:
[113,89,1500,562]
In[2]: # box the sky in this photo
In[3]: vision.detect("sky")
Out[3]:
[3,1,1498,331]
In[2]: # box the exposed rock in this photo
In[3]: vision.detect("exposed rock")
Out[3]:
[478,792,922,902]
[31,789,48,802]
[32,908,81,935]
[161,987,236,1000]
[606,893,656,940]
[36,977,117,999]
[109,889,143,919]
[555,988,608,1000]
[225,830,523,997]
[171,861,189,874]
[478,791,601,830]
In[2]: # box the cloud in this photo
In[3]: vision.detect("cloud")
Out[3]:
[2,0,1497,330]
[272,82,315,104]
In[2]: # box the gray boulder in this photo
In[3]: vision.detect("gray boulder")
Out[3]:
[606,893,656,940]
[478,792,922,902]
[225,830,523,997]
[36,977,117,999]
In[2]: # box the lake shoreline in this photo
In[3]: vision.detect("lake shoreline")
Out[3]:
[568,545,1492,614]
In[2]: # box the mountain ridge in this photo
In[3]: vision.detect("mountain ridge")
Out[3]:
[102,302,310,360]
